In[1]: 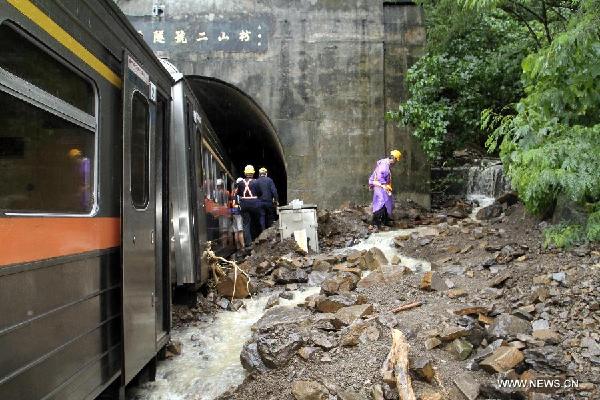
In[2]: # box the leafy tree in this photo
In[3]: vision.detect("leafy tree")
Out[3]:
[485,0,600,242]
[386,1,532,161]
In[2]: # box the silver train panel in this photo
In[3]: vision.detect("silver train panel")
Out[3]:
[170,80,197,285]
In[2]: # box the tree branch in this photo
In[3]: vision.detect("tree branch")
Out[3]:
[501,4,542,49]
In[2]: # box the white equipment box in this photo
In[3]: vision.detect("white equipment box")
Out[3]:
[278,203,319,253]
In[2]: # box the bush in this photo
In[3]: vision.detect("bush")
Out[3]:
[543,224,586,249]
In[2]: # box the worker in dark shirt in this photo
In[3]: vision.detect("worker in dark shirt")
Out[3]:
[237,165,264,247]
[256,167,279,229]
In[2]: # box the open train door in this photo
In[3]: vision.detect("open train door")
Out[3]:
[121,52,159,384]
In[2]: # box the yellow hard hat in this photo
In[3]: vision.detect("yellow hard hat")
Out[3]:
[259,167,267,174]
[68,148,82,158]
[244,165,255,175]
[390,149,402,161]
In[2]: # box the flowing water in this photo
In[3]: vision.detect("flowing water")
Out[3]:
[346,228,435,272]
[126,287,320,400]
[465,161,510,199]
[128,227,435,400]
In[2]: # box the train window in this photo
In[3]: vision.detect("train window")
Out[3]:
[130,92,149,209]
[0,93,94,213]
[0,24,95,115]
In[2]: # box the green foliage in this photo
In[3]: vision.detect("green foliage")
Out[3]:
[543,224,585,248]
[387,3,531,160]
[586,211,600,241]
[487,0,600,218]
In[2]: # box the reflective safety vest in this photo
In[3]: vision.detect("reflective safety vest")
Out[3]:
[241,178,257,199]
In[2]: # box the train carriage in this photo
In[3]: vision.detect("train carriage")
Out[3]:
[162,58,236,288]
[0,0,173,398]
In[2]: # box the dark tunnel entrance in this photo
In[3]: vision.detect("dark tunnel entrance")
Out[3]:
[187,77,287,204]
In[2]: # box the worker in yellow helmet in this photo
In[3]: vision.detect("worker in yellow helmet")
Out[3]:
[236,165,264,248]
[256,167,279,228]
[368,150,402,227]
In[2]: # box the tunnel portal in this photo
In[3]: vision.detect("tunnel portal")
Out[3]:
[188,77,287,205]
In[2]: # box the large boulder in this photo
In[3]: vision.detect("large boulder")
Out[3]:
[321,272,360,295]
[253,306,312,332]
[358,247,388,270]
[476,203,503,220]
[257,331,304,368]
[216,273,250,299]
[240,341,268,373]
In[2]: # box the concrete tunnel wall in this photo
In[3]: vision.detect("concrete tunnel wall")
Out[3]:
[188,76,288,204]
[117,0,430,209]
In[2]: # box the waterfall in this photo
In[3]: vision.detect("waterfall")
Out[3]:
[465,160,511,198]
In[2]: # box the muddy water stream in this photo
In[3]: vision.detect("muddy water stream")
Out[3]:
[127,226,439,400]
[127,287,320,400]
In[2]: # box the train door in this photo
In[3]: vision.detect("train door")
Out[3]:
[121,52,159,383]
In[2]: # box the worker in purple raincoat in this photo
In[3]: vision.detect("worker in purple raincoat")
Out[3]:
[368,150,402,227]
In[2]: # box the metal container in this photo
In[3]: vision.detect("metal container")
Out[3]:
[278,203,319,253]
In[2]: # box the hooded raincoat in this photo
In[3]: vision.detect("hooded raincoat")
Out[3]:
[368,158,394,216]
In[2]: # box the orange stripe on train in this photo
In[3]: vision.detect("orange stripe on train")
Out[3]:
[0,217,120,266]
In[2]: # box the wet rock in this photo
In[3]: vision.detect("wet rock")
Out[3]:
[495,245,526,264]
[453,373,480,400]
[476,203,503,220]
[487,314,531,340]
[166,340,182,356]
[216,273,251,299]
[449,338,473,360]
[419,271,448,291]
[311,331,338,350]
[253,306,311,332]
[240,341,268,373]
[425,337,442,350]
[333,304,374,328]
[272,267,309,284]
[480,346,524,373]
[316,293,367,313]
[312,313,338,331]
[307,271,330,286]
[312,259,332,272]
[496,191,519,206]
[411,357,435,383]
[346,250,365,264]
[523,346,566,372]
[321,272,360,295]
[291,380,329,400]
[279,291,294,300]
[357,271,386,289]
[297,346,320,360]
[217,297,230,310]
[358,247,388,270]
[439,325,470,342]
[257,332,304,368]
[488,272,511,288]
[264,295,280,310]
[229,299,245,311]
[332,264,362,277]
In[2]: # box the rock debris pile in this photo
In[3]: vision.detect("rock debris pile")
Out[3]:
[174,197,598,400]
